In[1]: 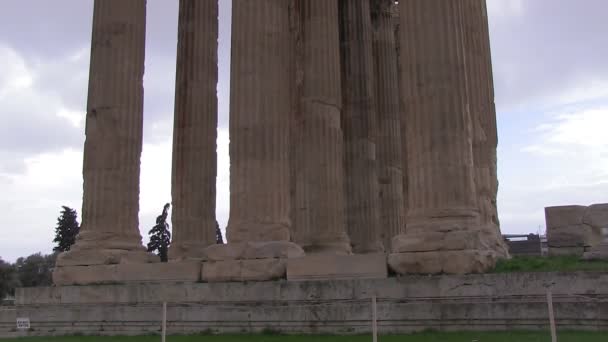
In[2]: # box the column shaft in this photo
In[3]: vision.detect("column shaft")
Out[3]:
[401,0,478,232]
[292,0,351,253]
[462,0,508,257]
[76,0,148,250]
[227,0,293,243]
[339,0,383,253]
[55,0,157,271]
[371,0,406,249]
[170,0,219,259]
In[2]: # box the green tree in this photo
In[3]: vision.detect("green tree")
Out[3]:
[52,206,80,252]
[216,221,224,244]
[0,258,20,298]
[15,253,56,288]
[147,203,171,262]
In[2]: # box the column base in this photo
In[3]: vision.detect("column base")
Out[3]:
[389,230,499,275]
[55,248,159,267]
[287,253,387,281]
[169,242,213,261]
[53,260,201,286]
[201,241,305,282]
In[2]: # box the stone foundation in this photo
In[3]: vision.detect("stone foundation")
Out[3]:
[4,272,608,337]
[287,253,387,280]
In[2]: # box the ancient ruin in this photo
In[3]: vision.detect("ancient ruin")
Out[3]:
[546,204,608,259]
[52,0,508,285]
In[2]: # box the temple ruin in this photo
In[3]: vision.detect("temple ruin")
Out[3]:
[52,0,509,285]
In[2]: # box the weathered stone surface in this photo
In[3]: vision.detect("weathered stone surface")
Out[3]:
[226,0,293,243]
[54,0,157,276]
[170,0,219,260]
[391,0,498,274]
[462,0,508,259]
[583,242,608,260]
[547,224,601,247]
[371,0,406,249]
[389,250,496,275]
[548,246,586,257]
[56,248,158,267]
[583,203,608,228]
[545,205,587,228]
[205,242,305,261]
[287,253,387,281]
[12,273,608,336]
[53,261,202,286]
[202,258,286,282]
[291,0,351,254]
[391,231,487,253]
[339,0,384,253]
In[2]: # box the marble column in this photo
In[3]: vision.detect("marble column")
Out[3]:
[462,0,509,258]
[389,0,497,275]
[227,0,294,244]
[292,0,351,254]
[371,0,406,250]
[55,0,156,268]
[170,0,219,260]
[339,0,384,253]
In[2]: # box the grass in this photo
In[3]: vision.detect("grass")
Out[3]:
[491,255,608,273]
[3,331,608,342]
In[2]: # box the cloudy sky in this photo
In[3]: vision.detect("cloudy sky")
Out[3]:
[1,0,607,262]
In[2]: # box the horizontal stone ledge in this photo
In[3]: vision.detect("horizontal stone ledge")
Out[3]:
[17,271,608,306]
[52,260,202,286]
[287,253,388,281]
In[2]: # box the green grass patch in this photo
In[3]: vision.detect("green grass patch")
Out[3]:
[492,255,608,273]
[3,331,608,342]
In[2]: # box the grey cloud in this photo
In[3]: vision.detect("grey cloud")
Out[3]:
[489,0,608,111]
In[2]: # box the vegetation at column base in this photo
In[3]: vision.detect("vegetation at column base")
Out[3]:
[3,331,608,342]
[491,255,608,273]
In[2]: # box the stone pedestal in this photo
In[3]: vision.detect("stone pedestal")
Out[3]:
[462,0,509,259]
[371,0,406,249]
[170,0,219,260]
[215,0,302,281]
[389,0,498,275]
[53,261,201,286]
[291,0,351,254]
[339,0,384,253]
[54,0,158,284]
[287,253,387,281]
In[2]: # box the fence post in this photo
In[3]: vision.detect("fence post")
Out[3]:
[162,301,167,342]
[546,289,557,342]
[372,295,378,342]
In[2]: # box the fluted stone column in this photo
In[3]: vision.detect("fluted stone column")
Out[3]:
[339,0,384,253]
[371,0,406,249]
[55,0,157,272]
[202,0,304,283]
[389,0,497,275]
[227,0,294,243]
[292,0,351,254]
[462,0,509,258]
[170,0,219,260]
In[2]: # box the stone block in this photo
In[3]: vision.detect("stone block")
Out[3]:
[56,248,159,266]
[547,224,601,247]
[545,205,586,228]
[286,253,387,281]
[583,203,608,228]
[582,243,608,261]
[388,250,496,275]
[53,260,202,286]
[205,242,304,261]
[202,258,286,282]
[548,246,585,257]
[391,231,484,253]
